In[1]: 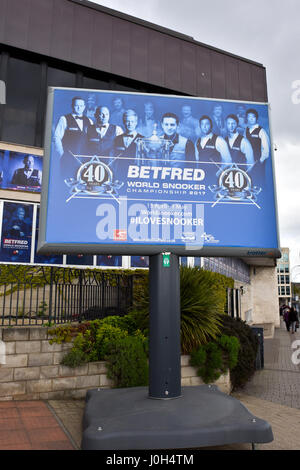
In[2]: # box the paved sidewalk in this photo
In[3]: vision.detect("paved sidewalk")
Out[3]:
[0,320,300,450]
[0,400,75,450]
[239,320,300,409]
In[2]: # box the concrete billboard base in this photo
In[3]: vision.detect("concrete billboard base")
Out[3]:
[81,385,273,450]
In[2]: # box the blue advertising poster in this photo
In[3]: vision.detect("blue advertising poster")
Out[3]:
[97,255,122,267]
[0,201,33,263]
[34,207,63,265]
[39,88,280,258]
[0,150,43,193]
[66,254,94,266]
[131,256,149,268]
[0,152,4,187]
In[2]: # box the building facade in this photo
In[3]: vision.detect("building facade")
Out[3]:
[277,247,291,307]
[0,0,280,335]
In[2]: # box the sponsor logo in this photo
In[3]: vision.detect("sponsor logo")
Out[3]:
[181,232,196,241]
[114,229,127,241]
[201,232,219,244]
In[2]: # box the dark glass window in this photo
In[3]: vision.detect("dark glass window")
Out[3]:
[82,75,111,91]
[47,66,76,89]
[2,57,41,145]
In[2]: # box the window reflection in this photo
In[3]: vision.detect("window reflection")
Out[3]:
[2,57,40,145]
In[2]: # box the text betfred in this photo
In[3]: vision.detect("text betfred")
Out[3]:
[3,238,28,246]
[127,165,205,181]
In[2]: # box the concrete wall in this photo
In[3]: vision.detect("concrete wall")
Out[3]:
[0,327,231,400]
[235,265,280,338]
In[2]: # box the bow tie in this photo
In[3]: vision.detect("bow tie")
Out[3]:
[125,134,134,138]
[75,115,84,120]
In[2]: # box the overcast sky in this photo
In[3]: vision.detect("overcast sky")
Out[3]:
[90,0,300,274]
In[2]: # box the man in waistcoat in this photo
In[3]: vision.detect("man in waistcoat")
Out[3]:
[86,106,123,164]
[161,112,195,167]
[11,155,42,188]
[53,96,93,177]
[245,108,270,187]
[225,114,254,171]
[112,109,144,177]
[196,115,232,164]
[196,115,232,183]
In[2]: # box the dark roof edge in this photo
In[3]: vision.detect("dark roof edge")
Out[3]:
[69,0,265,68]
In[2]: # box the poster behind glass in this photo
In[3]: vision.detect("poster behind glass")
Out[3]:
[0,150,43,193]
[97,255,122,267]
[131,256,149,268]
[66,254,94,266]
[180,257,188,266]
[0,201,33,263]
[34,207,63,265]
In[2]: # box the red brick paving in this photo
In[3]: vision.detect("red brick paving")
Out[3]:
[0,401,75,450]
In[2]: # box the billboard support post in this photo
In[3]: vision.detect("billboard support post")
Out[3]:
[149,253,181,399]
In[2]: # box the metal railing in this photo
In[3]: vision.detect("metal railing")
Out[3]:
[0,266,133,326]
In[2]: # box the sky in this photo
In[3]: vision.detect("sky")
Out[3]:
[89,0,300,275]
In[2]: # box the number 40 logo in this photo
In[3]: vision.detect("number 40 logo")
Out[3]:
[221,168,250,192]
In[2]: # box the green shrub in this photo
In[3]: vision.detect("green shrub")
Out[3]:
[61,349,89,368]
[219,316,259,390]
[70,323,128,362]
[190,335,240,384]
[59,317,149,388]
[130,267,234,353]
[100,314,138,335]
[180,267,233,352]
[105,335,149,388]
[48,322,91,344]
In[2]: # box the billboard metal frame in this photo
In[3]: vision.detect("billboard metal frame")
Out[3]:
[38,87,281,259]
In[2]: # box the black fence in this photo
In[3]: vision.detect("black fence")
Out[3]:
[0,266,133,326]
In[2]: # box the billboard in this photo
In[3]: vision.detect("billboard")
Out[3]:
[0,201,33,263]
[0,150,43,193]
[38,88,280,258]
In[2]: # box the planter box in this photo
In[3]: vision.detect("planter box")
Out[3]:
[0,326,232,400]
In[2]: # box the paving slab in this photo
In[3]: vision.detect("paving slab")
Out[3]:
[0,401,75,450]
